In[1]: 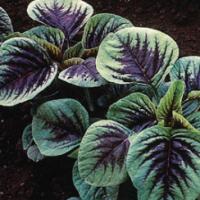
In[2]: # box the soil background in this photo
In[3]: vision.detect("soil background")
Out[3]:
[0,0,200,200]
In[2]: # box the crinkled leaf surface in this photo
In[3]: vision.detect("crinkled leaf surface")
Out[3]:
[182,99,200,116]
[157,80,185,122]
[96,27,179,85]
[170,56,200,93]
[22,124,33,151]
[187,112,200,130]
[107,92,157,132]
[127,126,200,200]
[32,98,89,156]
[78,120,132,186]
[24,25,65,48]
[59,57,106,88]
[27,0,94,39]
[73,161,119,200]
[0,37,58,106]
[27,144,45,162]
[0,7,13,35]
[63,42,84,60]
[82,13,133,49]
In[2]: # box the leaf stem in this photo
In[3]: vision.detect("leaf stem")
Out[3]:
[84,88,94,112]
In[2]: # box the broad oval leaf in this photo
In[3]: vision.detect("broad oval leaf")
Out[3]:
[27,0,94,39]
[0,37,58,106]
[157,80,185,122]
[107,92,157,132]
[27,144,45,162]
[78,120,132,186]
[127,126,200,200]
[0,7,13,35]
[59,57,107,88]
[22,124,33,151]
[24,25,65,48]
[73,161,119,200]
[170,56,200,93]
[82,13,133,49]
[32,98,89,156]
[96,27,179,85]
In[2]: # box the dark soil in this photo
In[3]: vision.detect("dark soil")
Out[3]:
[0,0,200,200]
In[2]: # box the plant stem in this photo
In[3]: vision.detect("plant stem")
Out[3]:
[84,88,94,112]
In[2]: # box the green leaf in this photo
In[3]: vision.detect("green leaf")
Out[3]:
[172,111,196,131]
[182,99,200,116]
[96,27,179,85]
[107,92,157,132]
[157,80,185,122]
[32,98,89,156]
[127,126,200,200]
[82,13,133,49]
[187,112,200,130]
[0,7,13,35]
[78,120,132,186]
[22,124,33,151]
[188,90,200,100]
[63,42,84,60]
[73,161,119,200]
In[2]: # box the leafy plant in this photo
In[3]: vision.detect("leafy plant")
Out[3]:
[1,0,200,200]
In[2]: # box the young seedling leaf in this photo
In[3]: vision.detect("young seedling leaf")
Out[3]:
[0,7,13,35]
[170,56,200,93]
[73,161,119,200]
[96,27,179,85]
[22,124,33,151]
[172,111,196,131]
[32,98,89,156]
[157,80,185,122]
[187,112,200,130]
[78,120,132,186]
[0,37,58,106]
[27,0,94,39]
[63,42,84,60]
[24,25,65,48]
[127,126,200,200]
[82,13,133,49]
[27,144,45,162]
[107,92,157,132]
[59,57,107,88]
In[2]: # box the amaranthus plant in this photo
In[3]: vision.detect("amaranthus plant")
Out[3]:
[1,0,200,200]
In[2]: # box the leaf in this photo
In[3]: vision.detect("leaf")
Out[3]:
[59,57,107,88]
[157,80,185,122]
[32,98,89,156]
[187,112,200,130]
[0,7,13,35]
[62,58,84,70]
[182,99,200,116]
[126,126,200,200]
[96,27,179,85]
[172,111,196,131]
[73,161,119,200]
[82,13,133,49]
[24,25,65,49]
[67,198,81,200]
[107,92,157,132]
[78,120,132,186]
[170,56,200,93]
[27,144,45,162]
[27,0,94,39]
[63,42,84,60]
[188,90,200,100]
[0,37,58,106]
[22,124,33,151]
[68,148,79,159]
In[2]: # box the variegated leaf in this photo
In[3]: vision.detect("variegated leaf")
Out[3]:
[96,27,179,85]
[32,98,89,156]
[78,120,132,186]
[0,37,58,106]
[27,0,94,39]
